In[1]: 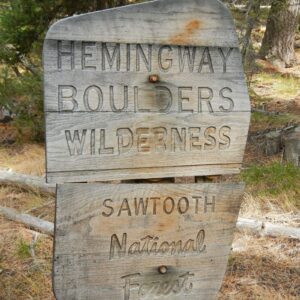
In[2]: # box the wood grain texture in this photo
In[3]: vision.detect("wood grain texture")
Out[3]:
[45,112,249,183]
[47,163,242,183]
[45,0,238,47]
[43,42,249,113]
[43,0,251,183]
[53,182,244,300]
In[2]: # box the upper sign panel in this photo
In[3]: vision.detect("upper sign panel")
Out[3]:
[44,0,250,183]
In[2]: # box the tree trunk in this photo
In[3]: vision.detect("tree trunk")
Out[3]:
[259,0,300,67]
[241,0,262,63]
[95,0,128,10]
[95,1,108,10]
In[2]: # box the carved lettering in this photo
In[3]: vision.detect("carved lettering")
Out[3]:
[57,41,74,70]
[158,45,173,72]
[178,197,189,214]
[198,47,214,73]
[110,229,206,259]
[219,87,234,112]
[136,44,152,72]
[82,41,96,70]
[163,197,175,214]
[83,85,103,111]
[101,195,217,217]
[117,128,134,154]
[110,233,127,259]
[55,42,237,75]
[65,129,87,156]
[99,129,114,155]
[102,43,121,71]
[218,47,233,73]
[189,127,202,151]
[118,199,132,216]
[179,46,196,72]
[178,87,193,113]
[137,128,151,153]
[204,196,216,213]
[58,85,78,112]
[204,127,217,150]
[198,87,213,113]
[102,199,114,217]
[155,86,172,113]
[121,272,194,300]
[109,85,128,112]
[219,126,231,149]
[134,198,149,216]
[152,127,167,152]
[56,84,236,113]
[171,128,186,152]
[64,126,232,156]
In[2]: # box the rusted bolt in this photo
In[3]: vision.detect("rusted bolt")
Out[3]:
[158,266,168,274]
[149,74,159,83]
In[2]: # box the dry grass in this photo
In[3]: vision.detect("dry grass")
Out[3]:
[0,220,54,300]
[252,72,300,101]
[0,186,55,222]
[241,193,300,228]
[0,144,45,176]
[220,233,300,300]
[0,181,55,299]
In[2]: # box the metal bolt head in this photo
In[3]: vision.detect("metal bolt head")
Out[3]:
[149,74,159,83]
[158,265,168,274]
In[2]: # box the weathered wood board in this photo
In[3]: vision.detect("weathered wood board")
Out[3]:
[53,183,244,300]
[43,0,251,183]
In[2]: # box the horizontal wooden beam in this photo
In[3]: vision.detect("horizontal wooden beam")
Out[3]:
[0,169,55,194]
[0,206,54,236]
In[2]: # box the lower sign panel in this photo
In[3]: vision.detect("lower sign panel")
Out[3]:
[53,183,244,300]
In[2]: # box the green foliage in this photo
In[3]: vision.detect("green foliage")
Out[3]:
[0,0,53,71]
[242,162,300,206]
[16,238,31,259]
[0,69,44,142]
[0,0,132,72]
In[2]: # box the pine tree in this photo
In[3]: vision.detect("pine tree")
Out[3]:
[260,0,300,67]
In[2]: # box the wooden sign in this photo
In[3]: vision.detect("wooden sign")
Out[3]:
[53,183,244,300]
[43,0,251,183]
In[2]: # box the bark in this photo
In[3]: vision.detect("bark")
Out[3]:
[237,217,300,239]
[0,206,54,236]
[0,169,55,194]
[260,0,300,67]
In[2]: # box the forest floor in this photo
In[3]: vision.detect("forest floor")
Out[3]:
[0,6,300,300]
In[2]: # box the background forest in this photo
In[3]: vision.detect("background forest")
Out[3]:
[0,0,299,299]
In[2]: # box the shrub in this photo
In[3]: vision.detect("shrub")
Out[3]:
[0,69,44,142]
